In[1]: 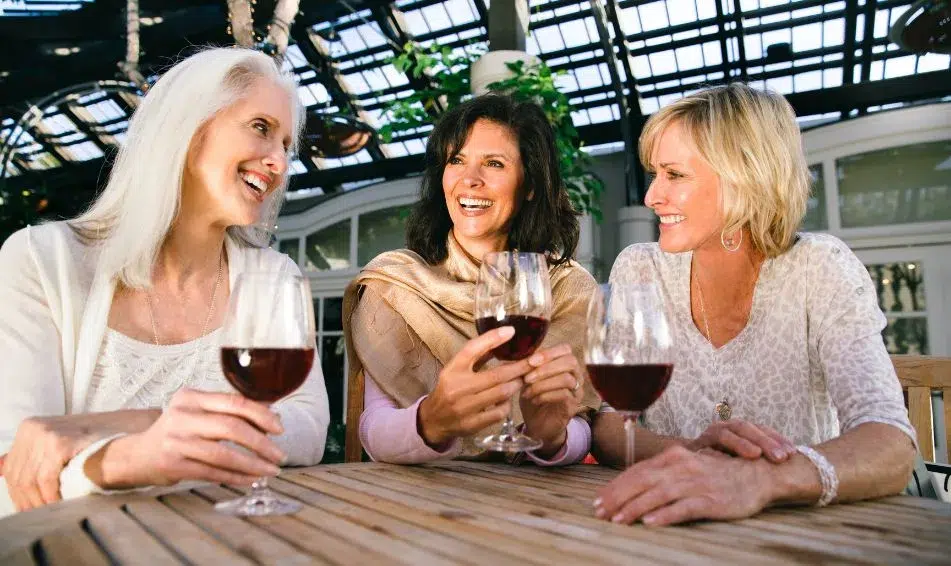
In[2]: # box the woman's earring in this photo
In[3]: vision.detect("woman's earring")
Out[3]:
[720,230,742,252]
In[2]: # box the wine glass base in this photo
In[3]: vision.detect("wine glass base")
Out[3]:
[214,493,303,516]
[476,432,543,453]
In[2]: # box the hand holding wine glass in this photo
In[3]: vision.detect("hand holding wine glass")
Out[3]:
[474,251,552,452]
[214,271,316,516]
[586,283,674,469]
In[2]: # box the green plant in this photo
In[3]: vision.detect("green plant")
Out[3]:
[378,43,603,220]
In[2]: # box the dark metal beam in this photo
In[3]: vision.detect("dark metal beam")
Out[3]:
[59,104,112,154]
[371,4,444,118]
[591,0,644,205]
[859,0,879,108]
[731,0,748,80]
[293,26,387,163]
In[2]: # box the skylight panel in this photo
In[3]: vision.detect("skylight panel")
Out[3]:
[873,7,890,39]
[618,6,642,35]
[574,64,606,90]
[586,104,615,124]
[676,44,704,71]
[640,97,660,114]
[822,18,844,46]
[381,142,409,158]
[559,18,593,49]
[339,27,369,53]
[631,54,652,78]
[766,75,793,94]
[883,55,916,79]
[289,159,308,174]
[745,34,763,60]
[554,71,581,92]
[638,2,670,32]
[666,0,699,26]
[443,0,478,26]
[571,109,590,126]
[41,113,75,135]
[285,45,309,68]
[340,72,371,96]
[648,50,677,76]
[792,22,822,52]
[702,41,722,67]
[400,8,429,35]
[404,138,426,155]
[66,141,103,161]
[82,99,124,122]
[917,53,951,73]
[420,3,453,32]
[739,0,759,13]
[532,25,566,53]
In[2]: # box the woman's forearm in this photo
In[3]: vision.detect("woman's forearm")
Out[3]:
[766,422,915,506]
[591,412,687,468]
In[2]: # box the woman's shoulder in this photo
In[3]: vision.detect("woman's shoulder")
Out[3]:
[609,242,672,281]
[0,221,92,270]
[782,233,864,275]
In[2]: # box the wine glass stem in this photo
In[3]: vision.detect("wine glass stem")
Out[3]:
[499,390,519,438]
[624,414,638,469]
[251,476,270,497]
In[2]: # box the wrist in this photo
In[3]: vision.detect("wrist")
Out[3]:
[527,425,567,460]
[759,452,824,507]
[84,434,141,489]
[417,397,449,449]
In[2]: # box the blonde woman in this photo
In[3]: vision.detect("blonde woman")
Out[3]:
[0,47,329,515]
[591,83,915,526]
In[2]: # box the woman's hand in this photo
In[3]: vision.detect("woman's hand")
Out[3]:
[520,344,584,458]
[3,409,160,511]
[85,389,286,489]
[418,326,531,448]
[686,420,796,463]
[593,445,776,526]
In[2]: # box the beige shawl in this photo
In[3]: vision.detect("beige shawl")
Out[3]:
[343,234,601,458]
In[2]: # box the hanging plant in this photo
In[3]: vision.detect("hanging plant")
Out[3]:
[378,43,603,220]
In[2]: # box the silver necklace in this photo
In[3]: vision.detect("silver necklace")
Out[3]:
[145,251,224,346]
[693,269,733,422]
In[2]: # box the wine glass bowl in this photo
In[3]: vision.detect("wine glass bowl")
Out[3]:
[585,283,673,468]
[214,272,316,516]
[474,251,552,452]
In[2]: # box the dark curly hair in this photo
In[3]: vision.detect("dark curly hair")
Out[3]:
[405,94,579,266]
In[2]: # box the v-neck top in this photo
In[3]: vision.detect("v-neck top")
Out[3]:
[608,232,915,446]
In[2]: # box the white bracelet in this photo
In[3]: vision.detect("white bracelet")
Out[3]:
[796,445,839,507]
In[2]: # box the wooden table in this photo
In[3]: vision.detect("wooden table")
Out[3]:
[1,462,949,565]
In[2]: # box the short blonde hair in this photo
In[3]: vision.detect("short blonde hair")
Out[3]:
[639,83,809,258]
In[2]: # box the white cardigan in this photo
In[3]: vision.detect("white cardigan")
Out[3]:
[0,222,329,514]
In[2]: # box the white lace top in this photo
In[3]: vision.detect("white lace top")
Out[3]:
[87,329,231,412]
[609,233,916,446]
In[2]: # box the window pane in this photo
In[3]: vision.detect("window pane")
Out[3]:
[801,164,827,231]
[866,262,926,313]
[321,335,346,423]
[837,140,951,228]
[865,262,928,355]
[278,238,300,265]
[357,205,411,266]
[305,219,351,271]
[323,297,343,332]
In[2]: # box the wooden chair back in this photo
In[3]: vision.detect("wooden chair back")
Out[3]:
[891,355,951,462]
[345,367,365,462]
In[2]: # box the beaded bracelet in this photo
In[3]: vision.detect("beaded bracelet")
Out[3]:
[796,445,839,507]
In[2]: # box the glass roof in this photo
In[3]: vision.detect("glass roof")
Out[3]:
[1,0,948,193]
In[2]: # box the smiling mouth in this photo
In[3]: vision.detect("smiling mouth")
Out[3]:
[240,171,269,197]
[658,214,685,225]
[458,196,493,211]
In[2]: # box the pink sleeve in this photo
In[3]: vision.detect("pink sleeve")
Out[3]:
[358,374,462,464]
[526,417,591,466]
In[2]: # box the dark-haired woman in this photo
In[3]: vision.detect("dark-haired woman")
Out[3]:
[343,95,600,464]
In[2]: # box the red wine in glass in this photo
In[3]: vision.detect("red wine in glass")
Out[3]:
[221,347,315,402]
[586,363,672,412]
[475,315,550,361]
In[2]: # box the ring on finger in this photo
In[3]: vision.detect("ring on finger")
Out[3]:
[573,377,581,392]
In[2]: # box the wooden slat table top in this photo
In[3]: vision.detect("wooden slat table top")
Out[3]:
[1,462,949,565]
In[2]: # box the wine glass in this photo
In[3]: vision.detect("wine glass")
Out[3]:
[585,283,673,468]
[474,251,552,452]
[214,271,316,516]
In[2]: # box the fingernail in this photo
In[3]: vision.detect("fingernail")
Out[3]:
[611,513,625,523]
[499,326,515,339]
[529,354,543,366]
[594,507,607,519]
[265,464,280,476]
[642,514,658,526]
[592,497,603,508]
[524,372,536,383]
[771,449,784,460]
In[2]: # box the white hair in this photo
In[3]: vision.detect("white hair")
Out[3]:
[70,46,304,288]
